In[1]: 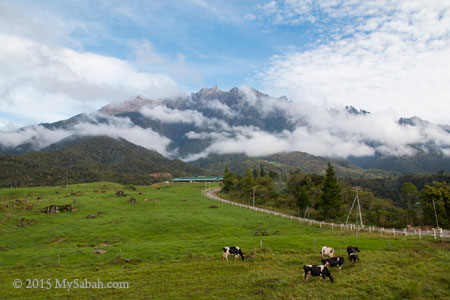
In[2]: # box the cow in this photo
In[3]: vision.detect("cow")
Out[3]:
[349,252,359,266]
[347,246,360,255]
[222,246,244,261]
[320,246,335,258]
[321,257,344,271]
[303,264,334,282]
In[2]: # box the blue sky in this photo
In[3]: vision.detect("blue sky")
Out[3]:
[1,0,450,129]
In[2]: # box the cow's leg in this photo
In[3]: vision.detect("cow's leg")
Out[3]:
[304,272,309,282]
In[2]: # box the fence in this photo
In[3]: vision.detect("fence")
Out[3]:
[203,188,449,240]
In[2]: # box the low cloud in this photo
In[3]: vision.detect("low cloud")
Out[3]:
[0,114,172,156]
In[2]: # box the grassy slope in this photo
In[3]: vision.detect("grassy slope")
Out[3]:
[0,183,449,299]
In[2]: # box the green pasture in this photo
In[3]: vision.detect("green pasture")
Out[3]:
[0,182,448,299]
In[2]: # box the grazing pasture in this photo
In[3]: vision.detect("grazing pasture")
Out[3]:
[0,182,448,299]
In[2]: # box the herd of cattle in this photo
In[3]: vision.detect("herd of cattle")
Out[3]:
[223,245,360,283]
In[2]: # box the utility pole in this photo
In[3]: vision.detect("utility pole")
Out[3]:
[252,187,255,207]
[346,188,363,227]
[432,198,440,228]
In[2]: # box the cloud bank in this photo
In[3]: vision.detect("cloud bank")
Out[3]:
[258,0,450,124]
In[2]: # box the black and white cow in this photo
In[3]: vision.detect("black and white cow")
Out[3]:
[320,246,335,258]
[222,246,244,261]
[346,246,360,255]
[303,264,334,282]
[349,252,359,266]
[321,257,344,271]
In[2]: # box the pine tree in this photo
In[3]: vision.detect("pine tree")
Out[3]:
[318,162,342,220]
[259,165,267,177]
[243,168,254,199]
[222,167,232,193]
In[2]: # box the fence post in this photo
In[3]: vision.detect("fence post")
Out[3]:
[433,229,436,240]
[320,222,322,228]
[260,240,263,249]
[404,228,407,236]
[393,228,395,237]
[419,229,421,239]
[332,222,334,229]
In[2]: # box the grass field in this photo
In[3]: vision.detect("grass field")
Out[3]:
[0,182,449,299]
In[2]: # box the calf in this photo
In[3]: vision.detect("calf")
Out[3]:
[320,246,335,258]
[321,257,344,271]
[347,246,360,255]
[303,264,334,282]
[222,246,244,261]
[349,252,359,266]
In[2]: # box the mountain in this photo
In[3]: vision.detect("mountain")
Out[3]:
[1,86,450,174]
[0,136,203,187]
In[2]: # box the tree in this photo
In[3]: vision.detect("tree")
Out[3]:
[297,186,310,212]
[401,182,419,225]
[243,168,254,199]
[259,165,267,177]
[268,169,279,180]
[222,167,233,193]
[318,162,342,220]
[419,181,450,228]
[252,169,259,178]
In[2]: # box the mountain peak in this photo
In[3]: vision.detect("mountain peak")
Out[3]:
[98,95,159,115]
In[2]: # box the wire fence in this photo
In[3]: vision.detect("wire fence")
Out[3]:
[203,188,449,240]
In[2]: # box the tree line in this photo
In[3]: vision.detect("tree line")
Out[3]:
[221,163,449,229]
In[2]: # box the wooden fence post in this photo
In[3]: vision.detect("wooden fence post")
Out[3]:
[419,229,421,239]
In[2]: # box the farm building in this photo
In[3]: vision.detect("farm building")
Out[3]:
[172,176,223,182]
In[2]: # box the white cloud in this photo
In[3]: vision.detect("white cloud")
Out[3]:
[73,120,172,156]
[0,33,180,126]
[259,0,450,124]
[0,125,71,150]
[0,114,173,156]
[140,105,207,126]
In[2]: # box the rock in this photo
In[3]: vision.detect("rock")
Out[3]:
[94,249,106,254]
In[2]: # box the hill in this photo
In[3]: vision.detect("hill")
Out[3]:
[0,182,448,299]
[189,152,389,179]
[0,136,203,187]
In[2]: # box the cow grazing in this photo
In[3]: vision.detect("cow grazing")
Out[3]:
[222,246,244,261]
[349,252,359,266]
[303,265,334,282]
[321,257,344,271]
[320,246,335,258]
[347,246,360,255]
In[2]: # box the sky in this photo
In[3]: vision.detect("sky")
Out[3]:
[1,0,450,130]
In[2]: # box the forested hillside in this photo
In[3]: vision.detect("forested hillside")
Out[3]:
[0,136,203,187]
